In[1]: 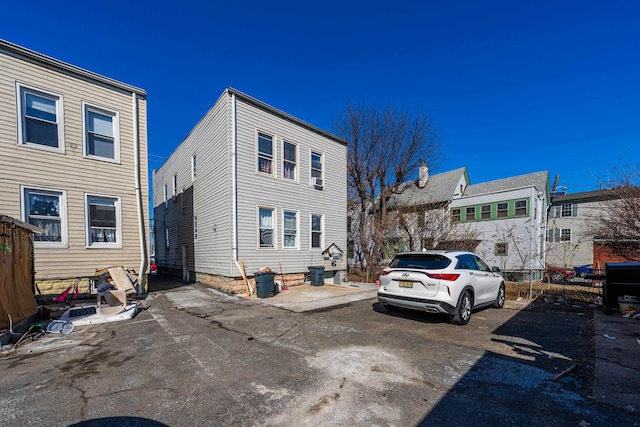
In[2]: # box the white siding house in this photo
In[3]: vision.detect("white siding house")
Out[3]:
[153,88,347,292]
[0,39,149,294]
[546,189,618,268]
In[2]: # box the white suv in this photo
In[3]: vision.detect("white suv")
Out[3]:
[377,250,505,325]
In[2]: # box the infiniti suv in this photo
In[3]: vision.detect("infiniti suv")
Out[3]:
[377,250,505,325]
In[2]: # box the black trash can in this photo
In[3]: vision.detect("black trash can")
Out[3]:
[254,272,276,298]
[308,266,325,286]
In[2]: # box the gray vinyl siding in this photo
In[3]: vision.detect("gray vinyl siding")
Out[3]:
[153,93,233,276]
[0,44,149,279]
[234,97,347,276]
[154,89,347,279]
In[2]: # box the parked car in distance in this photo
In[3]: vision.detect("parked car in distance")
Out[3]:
[545,266,575,283]
[574,264,593,278]
[376,250,505,325]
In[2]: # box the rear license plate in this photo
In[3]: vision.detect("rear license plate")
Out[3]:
[399,280,413,288]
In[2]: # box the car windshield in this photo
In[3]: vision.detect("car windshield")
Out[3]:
[389,254,451,269]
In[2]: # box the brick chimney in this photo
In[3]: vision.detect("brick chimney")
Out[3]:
[418,162,429,188]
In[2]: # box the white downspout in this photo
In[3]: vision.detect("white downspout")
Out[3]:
[230,93,249,292]
[133,92,147,293]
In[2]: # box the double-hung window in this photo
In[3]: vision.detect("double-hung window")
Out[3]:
[515,200,527,216]
[283,210,298,249]
[283,140,297,180]
[311,151,323,185]
[22,187,67,247]
[86,195,121,247]
[451,208,461,223]
[465,207,476,221]
[561,203,572,217]
[495,243,508,256]
[258,207,275,248]
[481,205,491,219]
[83,103,119,162]
[561,228,571,241]
[311,213,323,249]
[191,154,197,181]
[497,202,508,218]
[172,175,177,197]
[257,132,274,175]
[17,84,64,152]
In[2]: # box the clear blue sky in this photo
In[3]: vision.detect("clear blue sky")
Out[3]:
[3,0,638,193]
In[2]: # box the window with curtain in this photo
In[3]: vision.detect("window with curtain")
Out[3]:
[84,104,118,160]
[311,213,323,249]
[283,141,297,180]
[283,210,298,248]
[19,85,62,150]
[259,207,274,248]
[86,195,120,246]
[23,188,66,245]
[257,132,273,175]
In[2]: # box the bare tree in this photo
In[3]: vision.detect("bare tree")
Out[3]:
[334,104,443,281]
[589,165,640,261]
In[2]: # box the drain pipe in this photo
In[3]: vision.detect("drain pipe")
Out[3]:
[133,92,147,293]
[230,91,252,294]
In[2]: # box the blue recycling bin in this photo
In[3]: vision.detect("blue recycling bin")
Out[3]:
[254,272,276,298]
[308,266,325,286]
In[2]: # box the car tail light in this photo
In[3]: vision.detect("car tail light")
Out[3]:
[379,269,391,276]
[426,273,460,281]
[375,280,380,287]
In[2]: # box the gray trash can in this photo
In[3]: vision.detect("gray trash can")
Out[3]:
[308,266,325,286]
[254,272,276,298]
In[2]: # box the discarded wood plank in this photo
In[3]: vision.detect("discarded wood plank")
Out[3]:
[552,364,577,382]
[239,260,251,297]
[14,326,34,348]
[107,267,136,295]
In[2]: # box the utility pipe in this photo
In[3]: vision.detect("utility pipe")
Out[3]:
[133,93,147,293]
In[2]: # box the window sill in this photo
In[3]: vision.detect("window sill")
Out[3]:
[18,142,65,155]
[83,154,121,165]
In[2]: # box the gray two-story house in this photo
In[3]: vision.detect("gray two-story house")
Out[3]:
[153,88,347,292]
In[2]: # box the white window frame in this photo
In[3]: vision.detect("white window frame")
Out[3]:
[515,199,527,216]
[16,83,65,153]
[310,150,323,185]
[172,174,177,198]
[465,206,476,221]
[495,242,508,256]
[82,102,120,163]
[561,203,573,217]
[84,194,122,248]
[481,204,491,219]
[164,184,168,208]
[191,154,197,181]
[20,186,68,248]
[497,202,508,218]
[561,228,571,242]
[282,139,298,181]
[258,206,276,249]
[310,213,324,250]
[257,131,275,176]
[451,208,461,223]
[282,209,299,249]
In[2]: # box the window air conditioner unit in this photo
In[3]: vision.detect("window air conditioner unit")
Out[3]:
[312,177,323,188]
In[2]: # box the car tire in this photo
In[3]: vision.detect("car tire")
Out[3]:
[551,272,563,283]
[493,283,506,309]
[580,272,587,278]
[451,290,472,325]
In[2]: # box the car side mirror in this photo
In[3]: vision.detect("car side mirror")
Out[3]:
[491,266,500,273]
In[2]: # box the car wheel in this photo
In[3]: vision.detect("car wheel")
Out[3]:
[550,272,563,283]
[580,272,587,278]
[451,290,472,325]
[493,283,505,309]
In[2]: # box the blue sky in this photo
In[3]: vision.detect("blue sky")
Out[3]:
[2,0,639,193]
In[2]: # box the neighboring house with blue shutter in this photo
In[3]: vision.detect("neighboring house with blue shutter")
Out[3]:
[0,39,150,294]
[546,189,619,268]
[152,88,347,292]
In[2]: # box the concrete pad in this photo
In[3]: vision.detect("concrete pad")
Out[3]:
[240,283,378,313]
[593,310,640,415]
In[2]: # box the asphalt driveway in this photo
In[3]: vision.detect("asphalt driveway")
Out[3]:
[0,279,638,426]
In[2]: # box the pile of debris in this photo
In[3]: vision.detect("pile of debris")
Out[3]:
[1,266,140,352]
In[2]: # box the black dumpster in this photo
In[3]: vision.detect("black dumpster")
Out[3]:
[308,266,325,286]
[254,272,276,298]
[602,262,640,308]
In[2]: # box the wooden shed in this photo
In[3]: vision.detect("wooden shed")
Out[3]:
[1,215,43,330]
